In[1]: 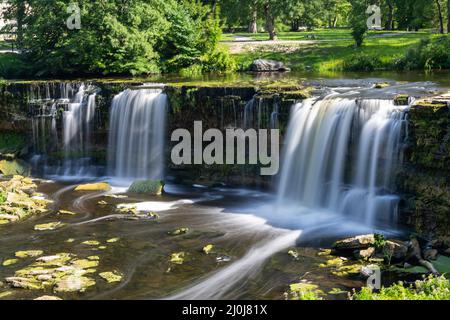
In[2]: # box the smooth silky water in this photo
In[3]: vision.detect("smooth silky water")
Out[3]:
[1,76,446,300]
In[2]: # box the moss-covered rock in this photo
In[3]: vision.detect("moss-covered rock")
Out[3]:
[128,180,164,195]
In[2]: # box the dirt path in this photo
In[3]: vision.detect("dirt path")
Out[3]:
[222,32,407,54]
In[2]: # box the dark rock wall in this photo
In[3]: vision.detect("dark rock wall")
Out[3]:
[397,100,450,238]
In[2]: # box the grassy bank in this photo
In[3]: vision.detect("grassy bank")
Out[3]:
[223,29,447,73]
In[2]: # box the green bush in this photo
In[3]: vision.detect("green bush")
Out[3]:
[352,275,450,300]
[202,46,237,73]
[395,36,450,71]
[0,53,30,79]
[343,53,382,71]
[1,0,233,77]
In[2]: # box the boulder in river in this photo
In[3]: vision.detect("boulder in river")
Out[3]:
[128,180,164,195]
[383,240,408,261]
[249,59,291,72]
[333,234,375,251]
[75,182,111,192]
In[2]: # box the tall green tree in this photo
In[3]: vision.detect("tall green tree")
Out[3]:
[1,0,231,76]
[349,0,369,47]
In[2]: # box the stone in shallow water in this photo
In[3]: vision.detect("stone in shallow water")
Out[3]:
[128,180,164,195]
[74,182,111,192]
[53,275,95,293]
[203,244,214,255]
[71,259,99,269]
[34,295,62,300]
[0,291,13,299]
[82,240,100,246]
[333,234,375,251]
[58,210,76,215]
[34,222,64,231]
[168,228,189,236]
[2,259,18,266]
[170,252,186,265]
[99,271,123,283]
[288,249,300,260]
[15,250,44,258]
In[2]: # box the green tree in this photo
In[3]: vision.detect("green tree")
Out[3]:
[1,0,232,77]
[349,0,369,47]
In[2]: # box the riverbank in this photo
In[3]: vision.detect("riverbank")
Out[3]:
[223,30,450,73]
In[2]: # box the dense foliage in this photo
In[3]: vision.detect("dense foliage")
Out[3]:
[218,0,450,45]
[1,0,235,77]
[352,276,450,300]
[396,35,450,70]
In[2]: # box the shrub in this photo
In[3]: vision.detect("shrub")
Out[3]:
[395,36,450,71]
[352,275,450,300]
[343,53,382,71]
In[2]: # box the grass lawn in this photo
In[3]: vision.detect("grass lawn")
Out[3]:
[222,29,435,72]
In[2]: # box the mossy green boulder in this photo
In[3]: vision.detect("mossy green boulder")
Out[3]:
[128,180,165,195]
[0,159,30,176]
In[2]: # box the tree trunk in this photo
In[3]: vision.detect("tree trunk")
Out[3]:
[264,4,277,40]
[436,0,444,33]
[447,0,450,33]
[248,7,258,33]
[387,1,394,30]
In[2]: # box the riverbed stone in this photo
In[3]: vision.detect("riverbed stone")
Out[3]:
[34,295,62,300]
[2,259,18,266]
[383,240,408,260]
[74,182,111,192]
[99,271,123,283]
[128,180,165,195]
[15,250,44,258]
[203,244,214,255]
[170,252,186,265]
[333,234,375,251]
[34,222,64,231]
[355,247,376,260]
[168,227,189,236]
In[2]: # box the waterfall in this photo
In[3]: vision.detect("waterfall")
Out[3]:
[30,83,98,177]
[277,95,409,227]
[107,88,168,180]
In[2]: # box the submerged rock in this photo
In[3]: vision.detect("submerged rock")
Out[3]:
[99,271,123,283]
[6,251,100,293]
[82,240,100,246]
[168,228,189,236]
[15,250,44,258]
[53,275,95,293]
[74,182,111,192]
[170,252,186,265]
[203,244,214,255]
[58,210,76,215]
[34,295,62,300]
[128,180,165,195]
[374,82,390,89]
[250,59,291,72]
[2,259,18,266]
[288,249,300,260]
[34,222,64,231]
